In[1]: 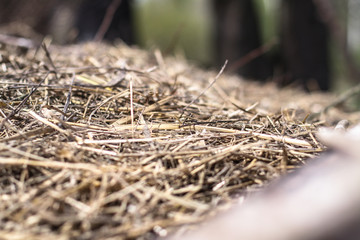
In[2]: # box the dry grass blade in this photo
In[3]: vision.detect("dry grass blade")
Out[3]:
[0,157,103,174]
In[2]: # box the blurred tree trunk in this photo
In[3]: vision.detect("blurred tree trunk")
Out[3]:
[280,0,330,90]
[213,0,272,80]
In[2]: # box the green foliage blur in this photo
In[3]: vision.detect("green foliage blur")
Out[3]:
[134,0,214,66]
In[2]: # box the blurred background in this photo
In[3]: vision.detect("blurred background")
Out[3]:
[1,0,360,96]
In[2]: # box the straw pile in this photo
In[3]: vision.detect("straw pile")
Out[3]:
[0,41,353,239]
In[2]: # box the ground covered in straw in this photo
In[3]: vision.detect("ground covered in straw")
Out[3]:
[0,42,358,239]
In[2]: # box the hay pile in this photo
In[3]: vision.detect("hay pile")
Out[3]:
[0,41,351,239]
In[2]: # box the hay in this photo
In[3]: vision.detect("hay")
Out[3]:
[0,41,352,239]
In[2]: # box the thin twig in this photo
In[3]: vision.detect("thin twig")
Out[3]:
[180,60,228,119]
[61,73,76,121]
[227,39,276,73]
[94,0,122,42]
[42,43,57,72]
[308,82,360,121]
